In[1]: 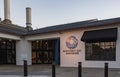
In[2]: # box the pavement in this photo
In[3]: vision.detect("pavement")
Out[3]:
[0,76,48,77]
[0,65,120,77]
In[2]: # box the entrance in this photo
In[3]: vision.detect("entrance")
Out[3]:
[32,39,60,64]
[0,39,16,64]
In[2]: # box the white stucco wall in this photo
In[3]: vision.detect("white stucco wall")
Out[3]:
[1,24,120,68]
[60,30,83,67]
[60,25,120,68]
[23,32,60,65]
[16,24,120,68]
[16,38,31,65]
[0,33,21,40]
[82,26,120,68]
[26,32,60,41]
[0,32,31,65]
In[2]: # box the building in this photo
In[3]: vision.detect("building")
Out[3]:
[0,0,120,68]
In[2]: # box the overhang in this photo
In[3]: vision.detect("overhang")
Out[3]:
[81,28,117,42]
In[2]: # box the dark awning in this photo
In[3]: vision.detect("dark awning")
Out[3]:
[81,28,117,42]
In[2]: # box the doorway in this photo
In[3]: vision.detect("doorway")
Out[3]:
[32,39,60,64]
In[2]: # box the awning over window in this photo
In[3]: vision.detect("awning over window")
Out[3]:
[81,28,117,42]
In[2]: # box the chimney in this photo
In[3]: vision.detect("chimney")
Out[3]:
[2,0,12,24]
[0,18,1,22]
[26,7,33,30]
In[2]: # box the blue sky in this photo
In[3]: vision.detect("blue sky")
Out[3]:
[0,0,120,29]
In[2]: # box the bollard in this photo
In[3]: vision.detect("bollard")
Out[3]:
[104,63,108,77]
[78,62,82,77]
[52,62,56,77]
[24,60,28,77]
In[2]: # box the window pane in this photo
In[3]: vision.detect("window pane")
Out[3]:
[85,41,116,61]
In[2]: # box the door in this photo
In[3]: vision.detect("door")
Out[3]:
[32,39,59,64]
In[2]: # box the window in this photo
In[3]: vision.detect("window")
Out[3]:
[32,40,56,64]
[0,39,16,64]
[85,41,116,61]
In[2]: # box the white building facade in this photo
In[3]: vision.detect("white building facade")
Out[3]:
[0,18,120,68]
[25,23,120,68]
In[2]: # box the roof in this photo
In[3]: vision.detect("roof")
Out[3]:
[0,17,120,36]
[27,17,120,35]
[0,23,28,35]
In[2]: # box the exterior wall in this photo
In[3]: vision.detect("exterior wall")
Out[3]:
[1,24,120,68]
[11,24,120,68]
[60,30,83,67]
[26,32,60,41]
[84,25,120,68]
[16,38,31,65]
[24,24,120,68]
[0,33,21,40]
[0,33,32,65]
[24,32,60,65]
[60,25,120,68]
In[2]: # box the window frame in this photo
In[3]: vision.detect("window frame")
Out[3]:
[85,41,116,61]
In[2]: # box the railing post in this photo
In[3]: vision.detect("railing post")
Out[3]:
[104,63,108,77]
[78,62,82,77]
[52,62,56,77]
[24,60,28,77]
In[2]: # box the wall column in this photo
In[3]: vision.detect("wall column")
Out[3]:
[16,39,32,65]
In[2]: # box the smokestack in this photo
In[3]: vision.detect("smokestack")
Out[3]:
[0,18,1,22]
[2,0,11,24]
[26,7,32,30]
[4,0,10,20]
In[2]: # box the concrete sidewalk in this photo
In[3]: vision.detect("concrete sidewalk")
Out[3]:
[0,75,49,77]
[0,65,120,77]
